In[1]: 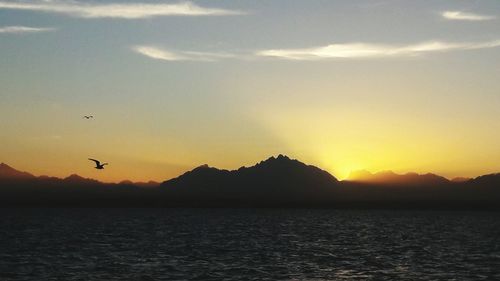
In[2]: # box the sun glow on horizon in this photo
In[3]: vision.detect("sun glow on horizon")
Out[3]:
[1,1,500,182]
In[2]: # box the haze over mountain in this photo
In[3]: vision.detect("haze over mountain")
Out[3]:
[119,180,160,188]
[1,155,500,208]
[347,170,450,186]
[451,177,472,183]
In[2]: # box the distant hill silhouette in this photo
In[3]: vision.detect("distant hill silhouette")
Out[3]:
[119,180,160,188]
[451,177,472,183]
[0,163,35,179]
[1,155,500,208]
[347,170,450,186]
[63,174,103,186]
[470,173,500,187]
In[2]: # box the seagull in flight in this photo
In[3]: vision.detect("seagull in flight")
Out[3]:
[88,158,108,169]
[83,115,93,119]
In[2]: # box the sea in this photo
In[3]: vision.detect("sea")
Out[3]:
[1,208,499,280]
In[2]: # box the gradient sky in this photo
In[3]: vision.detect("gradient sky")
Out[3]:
[1,0,500,182]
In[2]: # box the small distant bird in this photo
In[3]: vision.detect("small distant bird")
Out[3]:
[83,115,93,119]
[88,158,108,169]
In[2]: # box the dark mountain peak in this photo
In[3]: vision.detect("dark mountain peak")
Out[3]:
[471,173,500,186]
[476,173,500,178]
[265,154,291,161]
[64,174,86,181]
[277,154,290,160]
[251,154,333,175]
[0,163,35,179]
[419,173,449,181]
[188,164,227,175]
[0,162,14,172]
[63,174,102,185]
[258,155,275,165]
[161,155,338,201]
[255,154,302,168]
[194,164,212,170]
[163,163,229,186]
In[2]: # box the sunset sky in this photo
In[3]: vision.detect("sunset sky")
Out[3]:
[1,0,500,182]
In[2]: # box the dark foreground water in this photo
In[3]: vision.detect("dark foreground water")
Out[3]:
[0,209,499,280]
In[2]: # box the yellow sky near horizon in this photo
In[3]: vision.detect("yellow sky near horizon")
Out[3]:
[1,0,500,183]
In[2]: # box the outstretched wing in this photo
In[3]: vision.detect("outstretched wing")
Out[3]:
[88,158,101,166]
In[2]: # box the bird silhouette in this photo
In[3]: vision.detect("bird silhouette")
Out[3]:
[88,158,108,169]
[83,115,93,119]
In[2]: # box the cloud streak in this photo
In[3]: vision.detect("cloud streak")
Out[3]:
[0,25,55,33]
[133,40,500,63]
[0,1,243,19]
[442,11,495,21]
[132,46,236,62]
[256,40,500,60]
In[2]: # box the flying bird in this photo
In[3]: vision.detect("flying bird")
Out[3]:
[83,115,93,119]
[88,158,108,169]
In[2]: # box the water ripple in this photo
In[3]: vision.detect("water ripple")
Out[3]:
[1,209,499,280]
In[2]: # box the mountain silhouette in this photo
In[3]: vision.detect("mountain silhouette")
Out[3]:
[347,170,450,186]
[1,156,499,208]
[470,173,500,187]
[119,180,160,188]
[0,163,35,179]
[451,177,471,183]
[63,174,104,186]
[161,155,338,205]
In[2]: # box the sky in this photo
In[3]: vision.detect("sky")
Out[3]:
[1,0,500,182]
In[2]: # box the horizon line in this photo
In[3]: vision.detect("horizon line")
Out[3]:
[1,155,496,184]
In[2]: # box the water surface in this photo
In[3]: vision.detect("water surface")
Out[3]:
[1,209,499,280]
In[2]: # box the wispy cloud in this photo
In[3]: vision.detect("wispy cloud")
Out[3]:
[0,1,243,19]
[134,40,500,63]
[132,45,236,62]
[0,25,55,33]
[442,11,495,21]
[256,40,500,60]
[133,46,186,61]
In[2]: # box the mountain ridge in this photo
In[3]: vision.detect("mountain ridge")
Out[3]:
[0,163,35,179]
[347,169,450,185]
[1,155,500,208]
[1,156,498,186]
